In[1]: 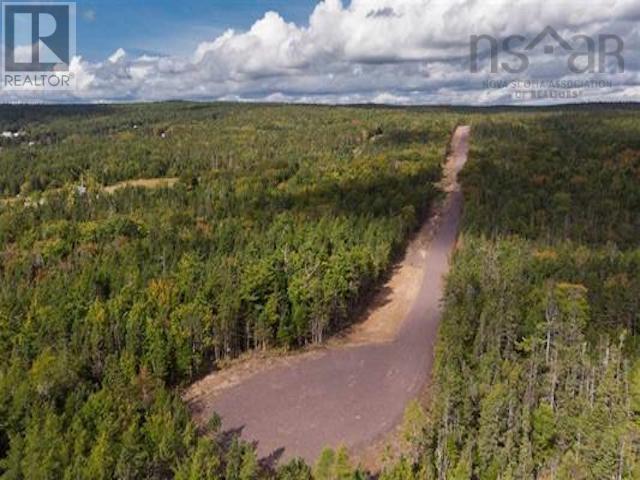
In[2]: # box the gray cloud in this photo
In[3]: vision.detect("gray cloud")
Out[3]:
[366,7,397,18]
[82,8,96,23]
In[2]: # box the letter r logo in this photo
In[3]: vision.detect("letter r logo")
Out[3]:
[3,2,76,72]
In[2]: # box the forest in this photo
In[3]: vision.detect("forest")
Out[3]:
[0,104,638,479]
[0,103,457,478]
[383,110,640,479]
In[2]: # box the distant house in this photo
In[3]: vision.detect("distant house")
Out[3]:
[1,131,25,139]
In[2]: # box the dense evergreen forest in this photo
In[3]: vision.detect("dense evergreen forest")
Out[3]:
[382,111,640,479]
[0,103,457,478]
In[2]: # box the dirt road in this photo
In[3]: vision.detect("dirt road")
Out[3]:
[186,126,471,463]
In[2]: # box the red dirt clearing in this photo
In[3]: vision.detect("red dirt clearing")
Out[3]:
[184,126,471,464]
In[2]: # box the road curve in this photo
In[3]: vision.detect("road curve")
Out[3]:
[187,126,471,463]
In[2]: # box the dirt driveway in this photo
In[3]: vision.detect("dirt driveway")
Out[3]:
[185,126,471,464]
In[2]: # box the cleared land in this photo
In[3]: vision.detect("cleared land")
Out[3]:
[102,177,179,194]
[185,125,471,463]
[0,177,179,206]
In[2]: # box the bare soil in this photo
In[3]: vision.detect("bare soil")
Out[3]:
[184,126,471,467]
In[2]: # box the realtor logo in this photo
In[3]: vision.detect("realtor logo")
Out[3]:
[2,2,76,90]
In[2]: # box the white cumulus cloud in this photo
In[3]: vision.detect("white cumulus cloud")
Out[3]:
[2,0,639,104]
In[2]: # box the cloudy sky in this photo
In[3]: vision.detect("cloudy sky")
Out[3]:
[3,0,640,104]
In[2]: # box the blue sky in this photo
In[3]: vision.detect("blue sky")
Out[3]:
[77,0,319,60]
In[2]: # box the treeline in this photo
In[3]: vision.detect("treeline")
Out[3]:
[0,103,451,197]
[387,111,640,479]
[461,113,640,248]
[0,104,456,478]
[414,238,640,479]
